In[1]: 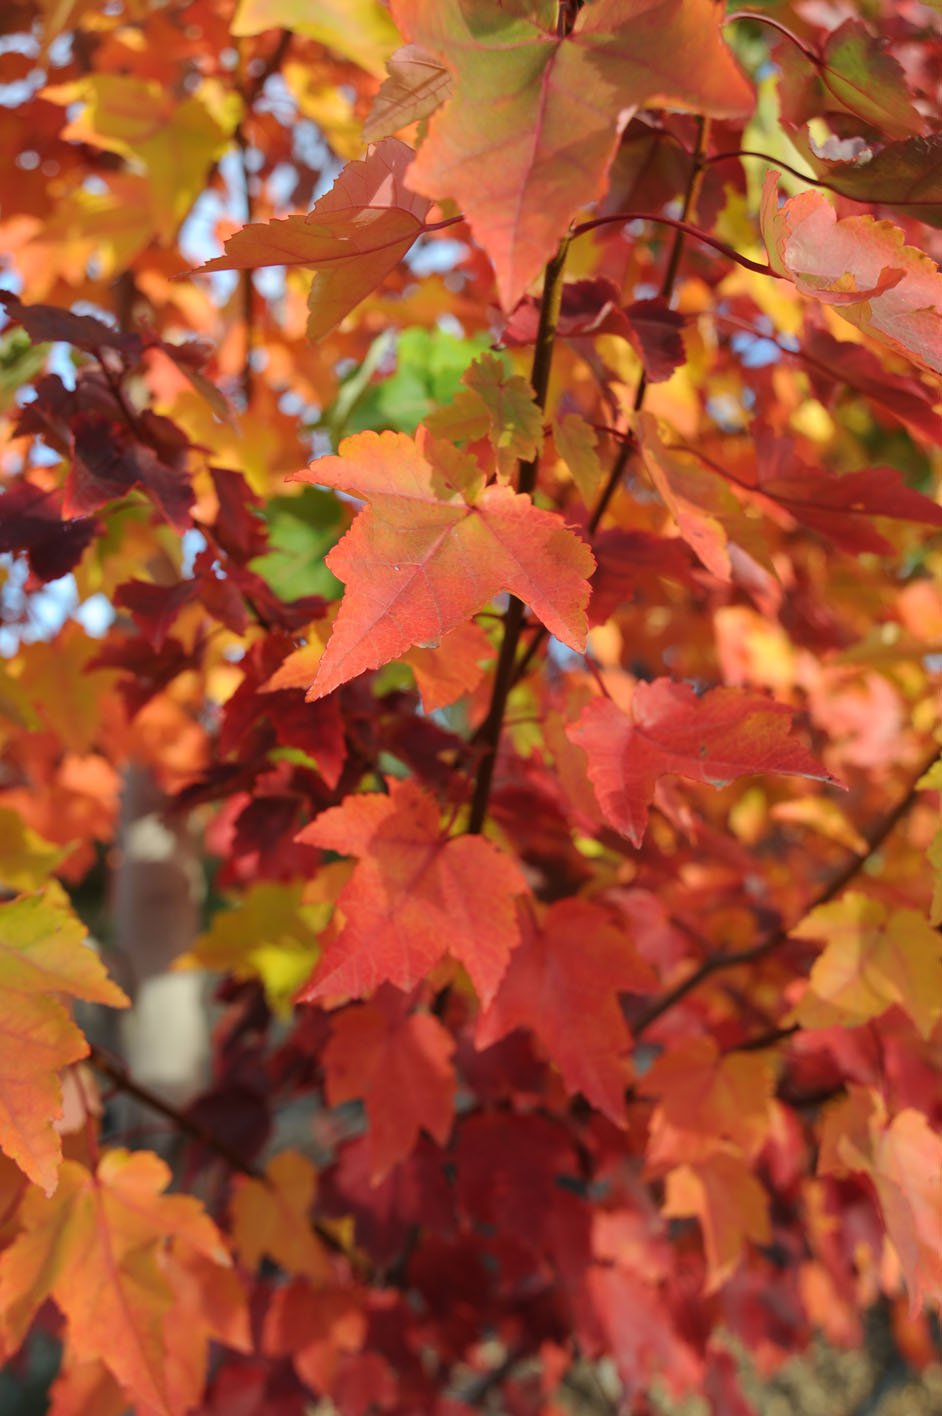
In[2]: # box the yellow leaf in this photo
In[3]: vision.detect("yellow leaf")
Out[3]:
[791,893,942,1039]
[230,1150,329,1281]
[43,77,241,241]
[231,0,399,77]
[176,882,329,1015]
[663,1150,771,1292]
[0,811,68,892]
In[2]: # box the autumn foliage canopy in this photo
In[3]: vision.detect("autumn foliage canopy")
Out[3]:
[4,0,942,1412]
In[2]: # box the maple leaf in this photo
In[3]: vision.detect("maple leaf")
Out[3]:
[176,882,327,1016]
[363,43,454,142]
[818,1092,942,1310]
[0,480,98,584]
[296,778,527,1006]
[476,899,656,1124]
[872,1110,942,1310]
[231,0,399,76]
[553,414,603,505]
[42,75,240,241]
[293,429,594,700]
[662,1150,771,1292]
[752,429,942,556]
[0,1150,244,1415]
[424,351,544,476]
[263,1277,366,1396]
[230,1150,330,1281]
[67,412,194,529]
[324,986,455,1180]
[805,133,942,230]
[645,1037,777,1165]
[0,811,66,891]
[799,329,942,445]
[0,886,128,1194]
[392,0,753,307]
[761,171,942,376]
[789,893,942,1040]
[402,620,491,712]
[0,292,139,357]
[779,19,925,141]
[635,412,769,584]
[568,681,837,847]
[193,140,431,339]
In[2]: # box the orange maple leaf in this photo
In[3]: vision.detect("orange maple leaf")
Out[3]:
[294,428,595,700]
[0,887,128,1194]
[230,1149,330,1282]
[761,170,942,375]
[0,1150,246,1416]
[392,0,753,307]
[193,139,430,339]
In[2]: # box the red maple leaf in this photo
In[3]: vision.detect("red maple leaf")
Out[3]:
[568,681,838,846]
[476,899,657,1123]
[324,986,455,1180]
[297,779,527,1006]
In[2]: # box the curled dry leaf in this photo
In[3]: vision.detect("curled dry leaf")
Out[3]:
[761,170,942,375]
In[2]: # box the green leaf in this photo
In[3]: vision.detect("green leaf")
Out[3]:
[344,327,492,435]
[0,330,48,414]
[250,488,348,601]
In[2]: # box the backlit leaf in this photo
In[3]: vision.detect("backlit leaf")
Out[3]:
[230,1150,329,1281]
[193,140,430,340]
[663,1151,771,1292]
[568,682,837,848]
[363,43,453,142]
[294,428,595,700]
[790,893,942,1040]
[476,898,656,1123]
[297,778,527,1005]
[0,1150,241,1415]
[761,171,942,375]
[176,882,326,1016]
[0,887,128,1194]
[393,0,753,307]
[231,0,400,76]
[324,987,455,1180]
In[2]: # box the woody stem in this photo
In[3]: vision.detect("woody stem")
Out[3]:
[467,236,570,835]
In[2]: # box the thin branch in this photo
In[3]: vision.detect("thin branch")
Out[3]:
[88,1043,365,1266]
[571,211,776,279]
[724,10,820,64]
[510,118,711,687]
[467,236,570,834]
[708,148,942,215]
[632,744,940,1037]
[88,1042,261,1177]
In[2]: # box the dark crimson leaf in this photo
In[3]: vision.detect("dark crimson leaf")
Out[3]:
[623,298,688,382]
[68,411,194,529]
[0,292,141,357]
[209,468,269,563]
[0,479,97,582]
